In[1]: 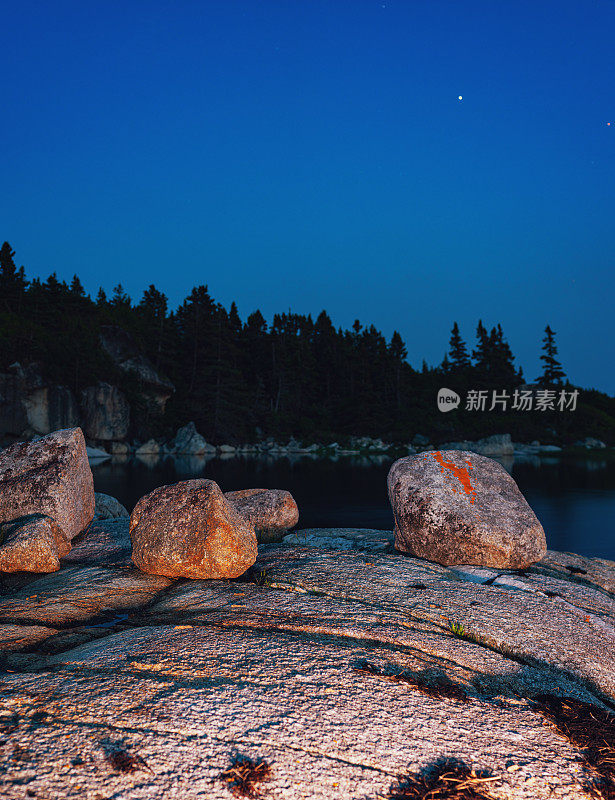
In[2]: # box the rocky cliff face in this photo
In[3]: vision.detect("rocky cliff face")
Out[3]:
[0,371,27,435]
[99,326,174,412]
[0,363,79,437]
[80,382,130,441]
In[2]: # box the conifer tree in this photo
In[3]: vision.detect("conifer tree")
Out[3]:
[388,331,408,408]
[138,285,169,371]
[538,325,566,385]
[70,275,85,296]
[472,320,490,377]
[448,322,470,369]
[0,242,28,307]
[488,324,516,384]
[111,284,131,308]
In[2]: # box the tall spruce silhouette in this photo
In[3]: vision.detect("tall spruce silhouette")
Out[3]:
[448,322,470,370]
[538,325,566,385]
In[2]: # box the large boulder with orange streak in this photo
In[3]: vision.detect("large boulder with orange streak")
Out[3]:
[224,488,299,537]
[387,450,546,568]
[130,479,257,579]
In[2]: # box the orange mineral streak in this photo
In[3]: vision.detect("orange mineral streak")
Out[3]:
[431,451,477,504]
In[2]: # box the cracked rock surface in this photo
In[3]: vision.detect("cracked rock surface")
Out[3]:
[1,522,614,799]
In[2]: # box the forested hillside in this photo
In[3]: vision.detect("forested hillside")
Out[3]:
[1,242,613,445]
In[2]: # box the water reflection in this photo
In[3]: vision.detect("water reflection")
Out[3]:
[91,452,615,561]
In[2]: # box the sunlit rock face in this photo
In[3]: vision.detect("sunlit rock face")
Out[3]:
[225,488,299,534]
[0,514,70,573]
[388,450,546,569]
[0,427,94,541]
[130,479,257,579]
[80,382,130,441]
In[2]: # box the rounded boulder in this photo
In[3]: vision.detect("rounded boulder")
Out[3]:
[388,450,546,568]
[130,479,257,579]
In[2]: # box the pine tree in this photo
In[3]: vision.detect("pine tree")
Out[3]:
[0,242,28,307]
[472,320,490,377]
[70,275,85,296]
[388,331,408,408]
[448,322,470,369]
[228,301,242,336]
[138,285,169,371]
[488,324,517,384]
[538,325,566,385]
[111,284,131,308]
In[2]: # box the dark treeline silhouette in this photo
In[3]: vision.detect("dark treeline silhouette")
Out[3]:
[1,242,614,445]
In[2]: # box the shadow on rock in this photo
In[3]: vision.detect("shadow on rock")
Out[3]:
[387,757,500,799]
[220,752,272,798]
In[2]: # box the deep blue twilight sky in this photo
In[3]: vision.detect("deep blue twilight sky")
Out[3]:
[2,1,614,392]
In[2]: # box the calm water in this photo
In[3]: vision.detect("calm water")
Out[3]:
[91,453,615,561]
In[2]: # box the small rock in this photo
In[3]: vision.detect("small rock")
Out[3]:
[474,433,514,456]
[135,439,160,456]
[86,445,111,460]
[582,437,606,450]
[0,514,70,573]
[388,450,546,568]
[130,479,257,579]
[0,427,94,541]
[218,444,236,454]
[94,493,129,520]
[110,441,129,455]
[172,422,216,455]
[225,488,299,534]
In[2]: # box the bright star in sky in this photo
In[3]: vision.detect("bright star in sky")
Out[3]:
[458,95,463,101]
